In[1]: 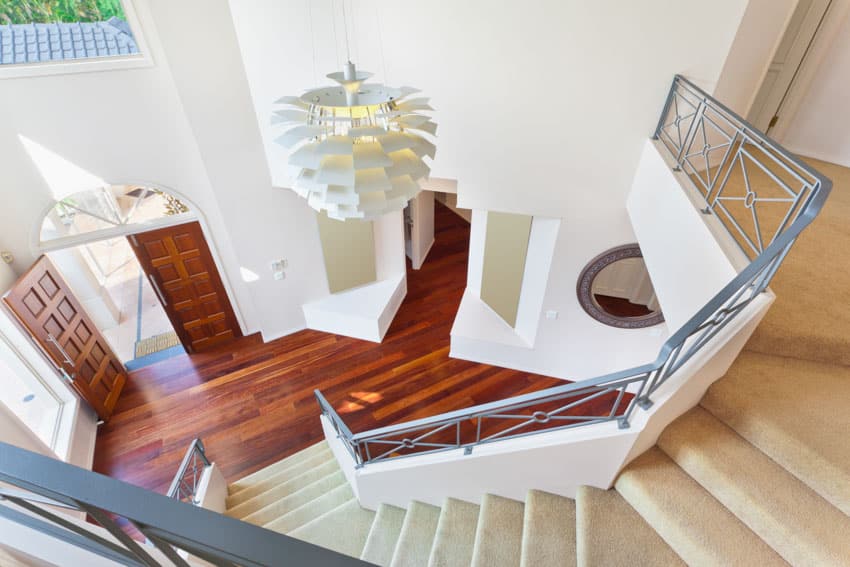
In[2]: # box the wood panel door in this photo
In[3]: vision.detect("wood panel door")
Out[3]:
[3,256,126,421]
[128,221,241,353]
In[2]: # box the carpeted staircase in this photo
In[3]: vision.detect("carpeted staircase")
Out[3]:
[224,157,850,565]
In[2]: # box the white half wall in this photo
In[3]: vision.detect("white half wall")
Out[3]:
[452,208,668,381]
[627,140,741,335]
[303,210,407,342]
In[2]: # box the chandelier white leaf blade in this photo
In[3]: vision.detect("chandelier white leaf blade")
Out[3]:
[272,61,436,221]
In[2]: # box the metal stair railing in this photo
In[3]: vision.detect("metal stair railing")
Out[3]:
[0,441,367,566]
[166,438,210,505]
[315,74,832,469]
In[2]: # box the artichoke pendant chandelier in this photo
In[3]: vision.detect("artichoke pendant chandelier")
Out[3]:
[273,58,437,221]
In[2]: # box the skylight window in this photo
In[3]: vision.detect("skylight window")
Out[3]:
[0,0,146,74]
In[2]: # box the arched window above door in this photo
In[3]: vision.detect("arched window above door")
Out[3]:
[40,185,193,249]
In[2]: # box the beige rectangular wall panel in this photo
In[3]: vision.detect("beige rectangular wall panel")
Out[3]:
[317,212,377,293]
[480,211,533,327]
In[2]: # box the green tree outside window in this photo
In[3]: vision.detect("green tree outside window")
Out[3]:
[0,0,126,25]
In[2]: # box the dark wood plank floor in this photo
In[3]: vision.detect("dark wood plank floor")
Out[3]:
[94,203,589,494]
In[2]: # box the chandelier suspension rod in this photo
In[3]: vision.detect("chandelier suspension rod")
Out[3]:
[341,0,352,63]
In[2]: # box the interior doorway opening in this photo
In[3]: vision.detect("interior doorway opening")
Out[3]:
[747,0,833,134]
[46,237,184,370]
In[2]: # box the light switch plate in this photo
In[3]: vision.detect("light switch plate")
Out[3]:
[545,310,559,320]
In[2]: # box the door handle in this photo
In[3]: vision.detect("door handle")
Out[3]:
[148,274,168,307]
[46,334,76,382]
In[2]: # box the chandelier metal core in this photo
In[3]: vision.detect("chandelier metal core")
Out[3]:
[273,61,437,221]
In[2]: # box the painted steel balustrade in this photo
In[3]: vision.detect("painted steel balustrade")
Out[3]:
[656,75,822,258]
[167,438,211,505]
[315,74,832,469]
[0,442,366,566]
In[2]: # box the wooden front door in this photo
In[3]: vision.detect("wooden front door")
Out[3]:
[128,221,241,353]
[3,256,126,421]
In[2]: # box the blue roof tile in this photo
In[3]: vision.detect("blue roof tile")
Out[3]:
[0,17,138,65]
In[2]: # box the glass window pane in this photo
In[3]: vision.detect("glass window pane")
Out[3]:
[40,185,192,245]
[0,333,63,450]
[0,2,140,66]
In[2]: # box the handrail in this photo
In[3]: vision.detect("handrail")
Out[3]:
[166,438,210,504]
[315,74,832,468]
[0,441,367,566]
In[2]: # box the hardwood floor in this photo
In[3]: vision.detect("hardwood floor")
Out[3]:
[94,203,617,495]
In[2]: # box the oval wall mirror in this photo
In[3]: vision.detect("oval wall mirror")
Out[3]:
[576,244,664,329]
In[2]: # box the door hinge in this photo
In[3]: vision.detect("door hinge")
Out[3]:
[768,115,779,129]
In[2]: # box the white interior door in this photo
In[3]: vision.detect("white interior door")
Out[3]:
[748,0,833,133]
[406,191,435,270]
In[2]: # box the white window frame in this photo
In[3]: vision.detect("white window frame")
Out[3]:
[0,314,78,461]
[0,0,152,80]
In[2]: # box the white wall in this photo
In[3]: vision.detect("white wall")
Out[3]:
[229,0,752,218]
[782,6,850,166]
[0,0,337,348]
[713,0,799,116]
[227,0,778,377]
[627,141,740,334]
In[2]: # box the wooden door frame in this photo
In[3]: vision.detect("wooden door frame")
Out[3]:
[32,186,247,341]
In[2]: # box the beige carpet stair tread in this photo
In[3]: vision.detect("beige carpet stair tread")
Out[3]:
[576,486,683,567]
[228,441,328,494]
[615,448,788,567]
[519,490,576,567]
[471,494,524,567]
[361,504,407,566]
[659,406,850,566]
[390,501,441,567]
[237,469,346,525]
[289,499,376,559]
[702,351,850,516]
[226,448,335,507]
[225,459,340,519]
[264,481,354,534]
[742,157,850,367]
[428,498,480,567]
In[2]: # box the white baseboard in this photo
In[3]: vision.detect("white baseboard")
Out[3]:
[259,325,307,343]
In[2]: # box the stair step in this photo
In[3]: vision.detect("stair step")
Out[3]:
[361,504,407,566]
[264,481,354,534]
[520,490,576,567]
[470,494,524,567]
[389,501,441,567]
[615,447,787,566]
[237,469,346,525]
[575,486,683,567]
[226,448,334,507]
[428,498,480,567]
[228,441,328,495]
[702,351,850,516]
[289,499,376,559]
[659,406,850,566]
[225,459,340,519]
